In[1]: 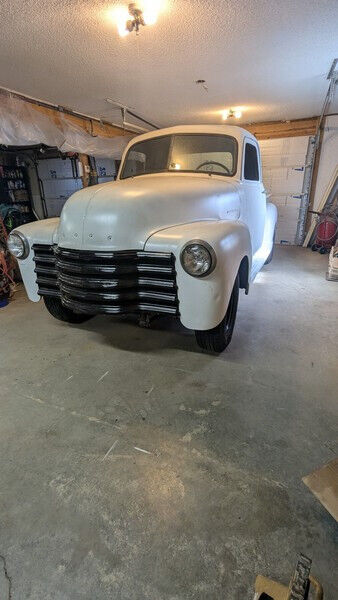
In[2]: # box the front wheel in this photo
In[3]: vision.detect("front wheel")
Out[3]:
[43,296,93,324]
[195,275,239,353]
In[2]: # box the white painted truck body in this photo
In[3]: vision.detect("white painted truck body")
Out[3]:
[14,125,277,331]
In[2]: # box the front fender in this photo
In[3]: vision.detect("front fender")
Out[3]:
[12,218,60,301]
[145,220,251,330]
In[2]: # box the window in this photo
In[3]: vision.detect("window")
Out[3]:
[121,136,171,179]
[169,134,236,176]
[121,134,237,179]
[244,143,259,181]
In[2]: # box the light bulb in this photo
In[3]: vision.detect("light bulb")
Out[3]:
[113,6,130,37]
[222,109,229,120]
[234,110,242,119]
[118,23,129,37]
[142,0,161,25]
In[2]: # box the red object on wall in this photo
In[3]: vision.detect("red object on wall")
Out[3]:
[315,217,338,249]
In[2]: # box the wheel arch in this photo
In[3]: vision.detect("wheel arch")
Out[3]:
[145,219,252,330]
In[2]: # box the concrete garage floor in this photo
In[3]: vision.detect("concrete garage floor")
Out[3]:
[0,246,337,599]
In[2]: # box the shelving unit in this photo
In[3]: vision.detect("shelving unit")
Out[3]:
[0,163,35,231]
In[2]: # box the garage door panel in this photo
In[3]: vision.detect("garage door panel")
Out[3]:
[261,136,308,245]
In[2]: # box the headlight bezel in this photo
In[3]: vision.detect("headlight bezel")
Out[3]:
[7,231,30,259]
[180,239,217,278]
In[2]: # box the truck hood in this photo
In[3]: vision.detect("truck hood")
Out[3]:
[57,174,240,250]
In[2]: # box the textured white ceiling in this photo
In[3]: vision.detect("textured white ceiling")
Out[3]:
[0,0,336,128]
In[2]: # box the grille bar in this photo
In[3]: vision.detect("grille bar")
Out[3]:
[60,283,177,303]
[54,259,175,275]
[61,296,179,315]
[33,244,179,316]
[57,272,176,290]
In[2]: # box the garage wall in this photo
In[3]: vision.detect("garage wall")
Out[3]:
[37,158,82,217]
[36,156,117,218]
[260,136,309,245]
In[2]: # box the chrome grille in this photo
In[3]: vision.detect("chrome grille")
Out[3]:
[33,244,179,315]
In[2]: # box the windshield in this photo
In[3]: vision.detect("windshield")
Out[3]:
[120,134,237,179]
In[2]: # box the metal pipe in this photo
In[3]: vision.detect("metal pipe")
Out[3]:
[123,121,150,133]
[295,135,316,245]
[106,98,159,130]
[125,109,158,130]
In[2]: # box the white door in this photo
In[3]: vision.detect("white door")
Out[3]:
[239,138,266,254]
[259,136,309,245]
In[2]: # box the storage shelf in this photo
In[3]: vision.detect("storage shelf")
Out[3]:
[41,177,81,181]
[1,175,24,179]
[9,200,30,204]
[0,163,35,228]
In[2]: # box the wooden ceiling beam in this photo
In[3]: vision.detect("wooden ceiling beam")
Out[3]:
[0,87,134,138]
[30,102,132,138]
[246,117,319,140]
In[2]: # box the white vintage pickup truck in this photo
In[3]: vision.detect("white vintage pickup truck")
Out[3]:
[8,125,277,352]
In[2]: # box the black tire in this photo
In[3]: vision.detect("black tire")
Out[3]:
[195,274,239,353]
[311,243,319,252]
[43,296,93,324]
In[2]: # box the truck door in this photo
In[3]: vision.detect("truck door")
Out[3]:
[240,138,266,254]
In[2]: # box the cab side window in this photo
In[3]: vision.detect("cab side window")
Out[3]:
[244,143,259,181]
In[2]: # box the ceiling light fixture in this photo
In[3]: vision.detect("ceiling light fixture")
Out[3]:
[114,1,161,37]
[195,79,208,93]
[222,108,242,120]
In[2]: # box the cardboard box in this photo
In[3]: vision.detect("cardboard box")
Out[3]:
[303,458,338,521]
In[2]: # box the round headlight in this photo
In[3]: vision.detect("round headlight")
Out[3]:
[180,241,216,277]
[7,231,29,259]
